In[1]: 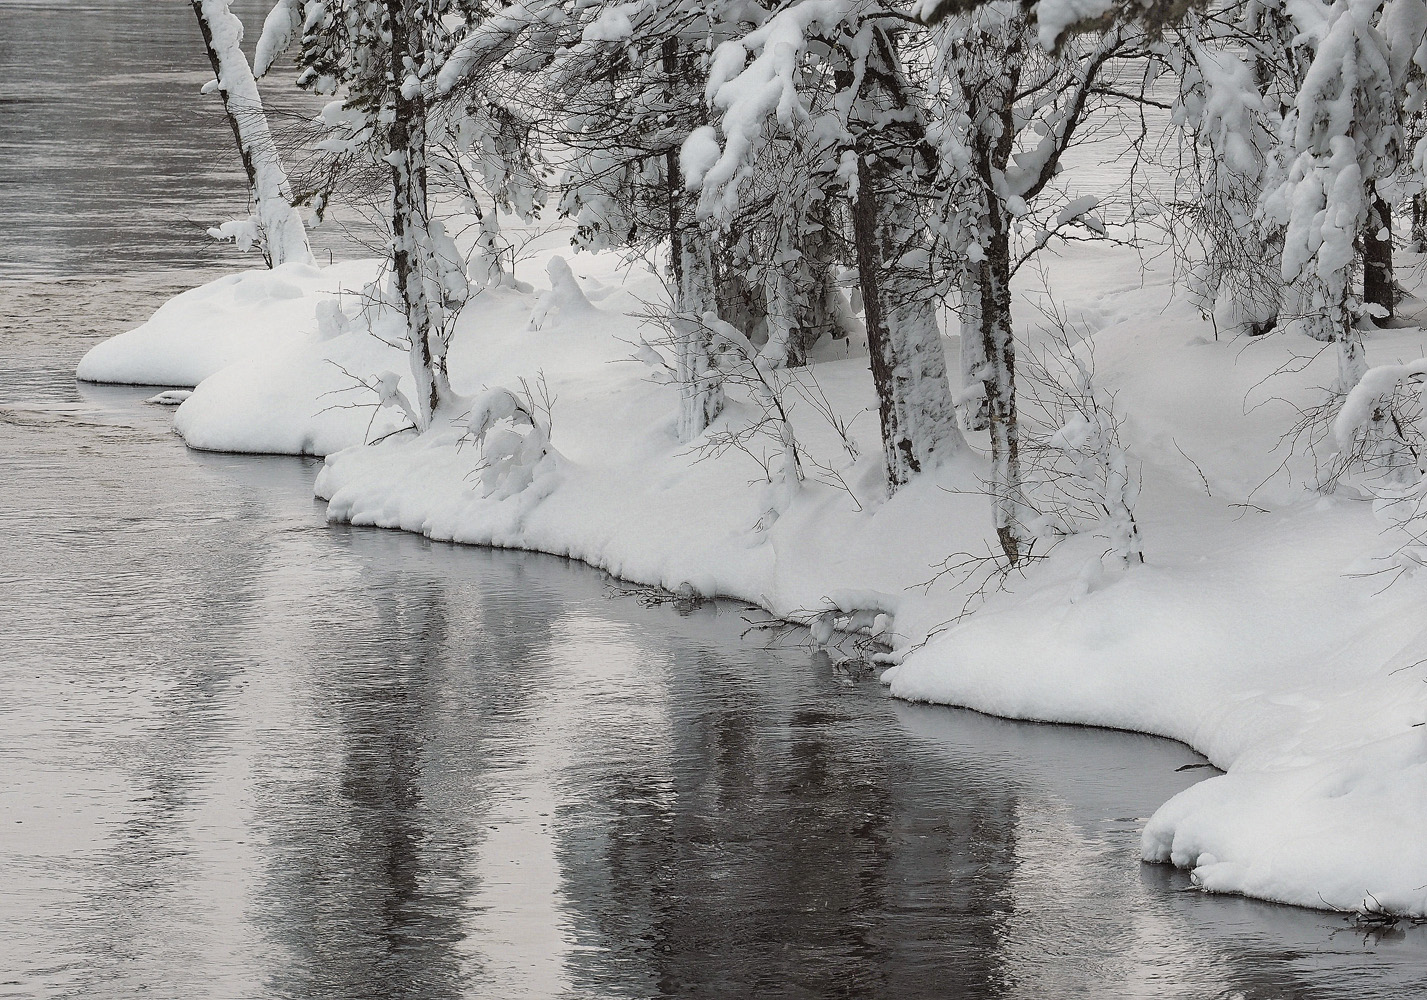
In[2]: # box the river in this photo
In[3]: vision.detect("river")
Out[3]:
[2,2,1426,998]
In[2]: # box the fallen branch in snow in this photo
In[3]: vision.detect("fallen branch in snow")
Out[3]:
[1320,892,1427,943]
[738,605,895,666]
[605,581,707,613]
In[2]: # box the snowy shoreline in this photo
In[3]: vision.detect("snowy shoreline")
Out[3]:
[80,233,1427,918]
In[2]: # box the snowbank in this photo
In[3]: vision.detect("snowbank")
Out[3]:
[81,229,1427,917]
[76,259,377,387]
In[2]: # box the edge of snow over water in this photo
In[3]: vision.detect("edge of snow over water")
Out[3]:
[76,260,376,387]
[80,235,1427,917]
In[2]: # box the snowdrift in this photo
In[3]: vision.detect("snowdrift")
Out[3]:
[76,260,376,387]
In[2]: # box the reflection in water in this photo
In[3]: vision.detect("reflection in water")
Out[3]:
[258,570,465,1000]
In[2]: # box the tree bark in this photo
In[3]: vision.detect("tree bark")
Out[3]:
[385,0,445,427]
[977,218,1025,565]
[847,27,964,493]
[786,203,842,368]
[852,157,964,490]
[674,230,725,442]
[961,29,1028,564]
[958,259,990,430]
[1363,189,1394,323]
[662,36,725,441]
[191,0,312,268]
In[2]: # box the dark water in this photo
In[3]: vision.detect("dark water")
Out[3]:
[2,3,1427,999]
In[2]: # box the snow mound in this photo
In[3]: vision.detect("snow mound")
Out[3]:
[77,260,377,387]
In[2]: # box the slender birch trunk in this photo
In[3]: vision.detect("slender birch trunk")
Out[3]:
[674,229,726,442]
[191,0,313,268]
[384,0,446,427]
[766,204,840,369]
[664,36,724,441]
[976,210,1026,564]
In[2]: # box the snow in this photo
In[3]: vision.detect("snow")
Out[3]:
[580,6,634,43]
[679,125,721,191]
[78,214,1427,918]
[194,0,312,268]
[252,0,302,79]
[76,260,374,388]
[1032,0,1117,49]
[1334,357,1427,451]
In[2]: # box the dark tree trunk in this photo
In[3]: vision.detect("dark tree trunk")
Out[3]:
[385,0,440,425]
[1363,189,1394,324]
[715,259,767,344]
[977,216,1024,565]
[958,259,990,431]
[843,27,963,492]
[850,157,917,487]
[787,203,842,368]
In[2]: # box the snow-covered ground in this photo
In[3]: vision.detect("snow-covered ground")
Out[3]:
[78,220,1427,918]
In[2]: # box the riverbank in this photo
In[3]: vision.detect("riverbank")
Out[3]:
[77,223,1427,918]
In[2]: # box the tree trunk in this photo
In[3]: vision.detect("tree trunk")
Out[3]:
[674,229,725,442]
[958,260,990,431]
[663,36,724,441]
[851,157,964,490]
[1337,322,1367,393]
[1363,189,1394,323]
[191,0,312,268]
[785,204,843,367]
[715,259,767,345]
[977,218,1026,565]
[1412,192,1427,253]
[385,0,445,427]
[763,264,800,367]
[847,28,964,493]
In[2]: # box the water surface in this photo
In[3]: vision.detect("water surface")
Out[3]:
[0,0,353,279]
